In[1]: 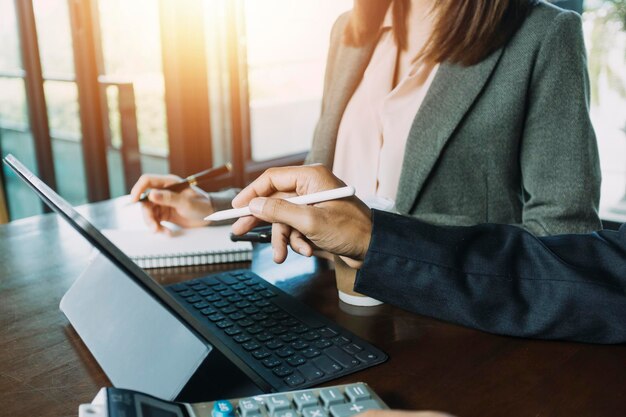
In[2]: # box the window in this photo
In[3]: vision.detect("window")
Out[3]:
[583,0,626,220]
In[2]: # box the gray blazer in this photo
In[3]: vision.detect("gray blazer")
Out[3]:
[306,1,602,235]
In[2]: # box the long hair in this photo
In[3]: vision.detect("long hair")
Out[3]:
[344,0,536,66]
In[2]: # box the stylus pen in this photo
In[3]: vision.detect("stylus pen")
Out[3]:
[230,225,273,243]
[138,163,232,202]
[205,185,356,222]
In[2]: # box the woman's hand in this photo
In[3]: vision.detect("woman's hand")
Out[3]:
[130,174,214,232]
[231,165,372,268]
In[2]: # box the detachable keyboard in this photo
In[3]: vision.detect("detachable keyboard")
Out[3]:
[166,270,387,391]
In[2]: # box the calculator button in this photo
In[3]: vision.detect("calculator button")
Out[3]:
[293,391,318,410]
[345,383,371,402]
[302,406,328,417]
[212,400,235,417]
[329,400,381,417]
[238,398,261,417]
[265,394,291,414]
[274,409,298,417]
[319,388,345,407]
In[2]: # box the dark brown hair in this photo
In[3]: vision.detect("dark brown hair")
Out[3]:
[344,0,536,66]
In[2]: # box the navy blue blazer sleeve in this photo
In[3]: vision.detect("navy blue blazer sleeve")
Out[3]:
[354,210,626,344]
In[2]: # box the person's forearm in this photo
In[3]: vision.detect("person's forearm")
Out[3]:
[354,210,626,344]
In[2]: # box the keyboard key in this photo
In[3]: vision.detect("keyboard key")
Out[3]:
[282,318,299,327]
[291,340,309,350]
[280,333,298,343]
[260,319,278,328]
[240,289,254,296]
[275,347,295,358]
[218,274,239,285]
[345,383,371,402]
[216,320,234,329]
[227,295,244,303]
[171,283,188,292]
[222,306,238,314]
[239,319,255,327]
[270,326,288,335]
[261,356,282,368]
[265,394,291,414]
[286,355,306,367]
[242,341,261,351]
[302,406,328,417]
[213,284,229,292]
[301,348,321,358]
[243,307,260,315]
[297,363,325,381]
[355,351,379,363]
[324,346,360,369]
[248,325,264,335]
[208,313,225,322]
[329,400,381,417]
[251,313,269,322]
[266,339,284,350]
[219,289,236,297]
[224,327,241,336]
[214,300,230,308]
[231,283,247,291]
[198,289,214,296]
[193,301,210,309]
[343,343,363,355]
[235,300,251,308]
[273,312,290,320]
[186,295,203,303]
[312,356,343,374]
[252,349,271,359]
[319,388,345,407]
[179,290,195,298]
[284,372,305,387]
[233,334,251,343]
[247,294,263,302]
[272,365,293,377]
[261,304,278,312]
[256,332,273,342]
[314,339,332,349]
[204,278,222,286]
[206,294,221,302]
[331,336,350,346]
[303,331,321,341]
[260,290,277,298]
[229,312,246,321]
[200,307,217,316]
[251,283,266,291]
[292,325,310,334]
[293,390,318,410]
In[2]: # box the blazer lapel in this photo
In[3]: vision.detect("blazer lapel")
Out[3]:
[395,48,505,214]
[310,41,377,167]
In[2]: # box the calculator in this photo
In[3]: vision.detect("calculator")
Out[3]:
[79,383,388,417]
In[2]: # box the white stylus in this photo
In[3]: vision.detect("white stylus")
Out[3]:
[204,185,356,222]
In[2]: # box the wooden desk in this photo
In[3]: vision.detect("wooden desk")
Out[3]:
[1,198,624,417]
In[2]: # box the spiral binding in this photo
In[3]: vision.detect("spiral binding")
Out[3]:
[133,249,252,269]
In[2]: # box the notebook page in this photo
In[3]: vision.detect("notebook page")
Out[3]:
[102,226,252,259]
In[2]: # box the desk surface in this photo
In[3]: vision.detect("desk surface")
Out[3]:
[1,198,624,417]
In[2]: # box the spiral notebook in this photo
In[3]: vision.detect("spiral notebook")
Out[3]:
[102,226,252,268]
